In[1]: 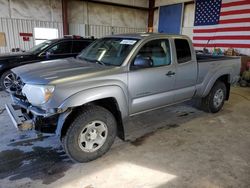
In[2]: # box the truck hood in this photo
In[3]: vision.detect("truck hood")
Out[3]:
[12,57,113,85]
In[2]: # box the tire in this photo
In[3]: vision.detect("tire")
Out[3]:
[201,81,227,113]
[62,105,117,163]
[0,70,18,93]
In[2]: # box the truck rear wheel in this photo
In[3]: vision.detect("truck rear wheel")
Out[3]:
[62,105,117,163]
[201,81,226,113]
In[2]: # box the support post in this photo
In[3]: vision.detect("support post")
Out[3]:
[62,0,69,35]
[148,0,155,32]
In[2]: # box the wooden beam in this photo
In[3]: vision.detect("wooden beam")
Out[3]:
[62,0,69,35]
[81,0,149,11]
[148,0,155,32]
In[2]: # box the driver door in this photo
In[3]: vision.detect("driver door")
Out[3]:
[128,39,176,115]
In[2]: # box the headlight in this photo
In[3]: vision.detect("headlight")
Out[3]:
[22,84,55,105]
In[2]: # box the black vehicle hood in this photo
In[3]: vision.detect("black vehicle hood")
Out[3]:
[12,57,113,85]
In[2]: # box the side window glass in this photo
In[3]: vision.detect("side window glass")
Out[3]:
[174,39,192,63]
[72,41,91,53]
[135,39,171,67]
[47,41,72,54]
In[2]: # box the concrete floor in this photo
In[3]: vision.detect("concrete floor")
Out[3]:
[0,87,249,188]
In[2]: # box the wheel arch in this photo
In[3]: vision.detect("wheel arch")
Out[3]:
[203,74,231,100]
[217,75,230,100]
[59,97,125,140]
[57,86,128,140]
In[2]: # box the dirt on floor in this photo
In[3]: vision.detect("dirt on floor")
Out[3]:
[0,86,249,188]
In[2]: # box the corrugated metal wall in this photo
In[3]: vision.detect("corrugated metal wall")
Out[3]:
[181,3,195,40]
[0,17,63,53]
[69,23,147,38]
[0,17,146,54]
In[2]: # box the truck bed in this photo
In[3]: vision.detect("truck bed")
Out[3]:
[196,54,239,63]
[195,54,241,97]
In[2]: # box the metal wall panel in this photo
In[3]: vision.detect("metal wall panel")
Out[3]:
[112,26,146,34]
[69,23,86,37]
[88,25,113,38]
[0,17,63,53]
[181,3,195,40]
[69,23,146,38]
[155,0,190,7]
[0,17,145,54]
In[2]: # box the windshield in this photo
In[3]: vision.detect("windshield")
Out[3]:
[28,40,52,53]
[78,38,139,66]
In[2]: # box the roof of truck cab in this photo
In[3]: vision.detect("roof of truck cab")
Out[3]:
[104,33,188,39]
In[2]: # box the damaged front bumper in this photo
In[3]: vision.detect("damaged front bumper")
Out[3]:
[5,94,72,135]
[5,103,34,131]
[5,95,61,132]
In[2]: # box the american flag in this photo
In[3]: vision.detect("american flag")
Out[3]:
[193,0,250,55]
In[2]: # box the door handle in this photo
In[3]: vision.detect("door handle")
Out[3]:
[166,71,176,76]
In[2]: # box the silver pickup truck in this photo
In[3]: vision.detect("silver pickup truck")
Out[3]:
[6,33,240,162]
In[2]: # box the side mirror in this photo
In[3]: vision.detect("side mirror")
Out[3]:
[132,56,153,69]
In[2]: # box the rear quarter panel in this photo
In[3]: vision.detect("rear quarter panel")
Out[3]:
[195,57,241,97]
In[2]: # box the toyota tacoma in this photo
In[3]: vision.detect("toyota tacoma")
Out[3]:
[5,33,240,162]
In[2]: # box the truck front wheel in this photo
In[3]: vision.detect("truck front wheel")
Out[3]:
[201,81,227,113]
[62,105,117,163]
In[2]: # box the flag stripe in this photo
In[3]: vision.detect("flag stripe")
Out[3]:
[221,0,250,8]
[193,26,250,33]
[220,9,250,16]
[222,0,247,3]
[193,39,250,45]
[221,4,250,12]
[219,17,250,24]
[193,43,250,48]
[194,31,250,37]
[194,22,250,29]
[220,13,250,20]
[193,35,250,40]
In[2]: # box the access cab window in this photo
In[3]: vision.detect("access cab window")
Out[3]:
[174,39,192,64]
[132,39,171,69]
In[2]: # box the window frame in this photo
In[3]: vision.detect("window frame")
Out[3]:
[130,38,172,70]
[174,38,192,64]
[45,40,73,55]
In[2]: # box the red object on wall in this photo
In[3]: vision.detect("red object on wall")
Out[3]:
[19,33,32,42]
[19,33,33,37]
[23,36,30,41]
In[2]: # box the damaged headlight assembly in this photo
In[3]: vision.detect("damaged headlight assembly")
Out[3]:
[22,84,55,106]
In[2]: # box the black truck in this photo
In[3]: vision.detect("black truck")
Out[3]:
[0,36,95,92]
